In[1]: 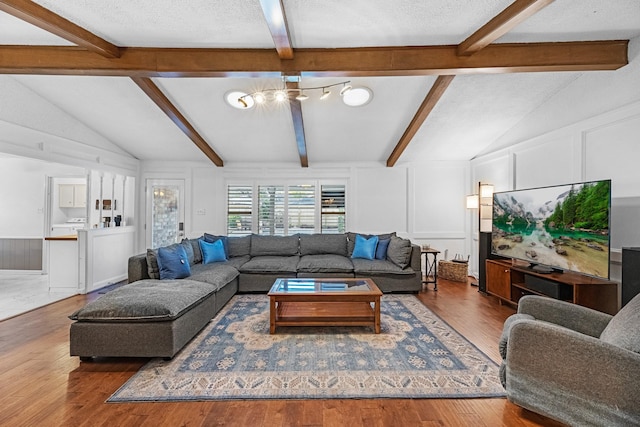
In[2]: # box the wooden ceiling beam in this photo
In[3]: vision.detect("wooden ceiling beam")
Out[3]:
[286,81,308,167]
[259,0,294,59]
[458,0,554,56]
[0,0,121,58]
[0,41,627,77]
[131,77,224,167]
[386,76,455,167]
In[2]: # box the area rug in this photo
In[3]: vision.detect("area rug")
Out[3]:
[108,294,505,402]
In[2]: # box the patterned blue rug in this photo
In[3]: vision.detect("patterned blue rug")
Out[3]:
[108,294,505,402]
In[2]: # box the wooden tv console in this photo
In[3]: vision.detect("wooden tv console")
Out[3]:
[486,259,618,315]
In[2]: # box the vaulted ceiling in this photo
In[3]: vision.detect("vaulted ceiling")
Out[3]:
[1,0,639,168]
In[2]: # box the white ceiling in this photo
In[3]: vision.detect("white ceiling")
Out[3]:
[1,1,640,167]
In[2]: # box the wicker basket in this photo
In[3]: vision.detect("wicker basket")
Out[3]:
[438,260,468,282]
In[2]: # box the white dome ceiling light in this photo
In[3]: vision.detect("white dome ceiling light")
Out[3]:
[225,90,254,109]
[342,86,373,107]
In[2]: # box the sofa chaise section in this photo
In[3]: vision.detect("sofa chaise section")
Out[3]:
[69,278,231,360]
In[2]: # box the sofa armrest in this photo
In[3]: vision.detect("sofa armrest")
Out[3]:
[507,320,640,425]
[127,253,150,283]
[517,295,612,338]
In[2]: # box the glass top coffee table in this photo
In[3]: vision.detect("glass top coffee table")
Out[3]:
[267,278,383,334]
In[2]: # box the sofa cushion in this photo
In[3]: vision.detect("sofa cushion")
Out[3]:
[351,258,416,275]
[375,238,390,260]
[200,239,227,263]
[239,255,300,273]
[297,254,354,273]
[157,244,191,280]
[600,293,640,354]
[347,232,396,256]
[299,233,348,256]
[352,234,379,260]
[189,263,239,289]
[250,234,299,257]
[69,279,216,322]
[228,235,251,257]
[224,255,251,269]
[203,233,229,258]
[387,236,412,268]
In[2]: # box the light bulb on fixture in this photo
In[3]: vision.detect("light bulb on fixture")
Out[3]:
[296,91,309,101]
[253,92,266,104]
[237,97,248,108]
[339,83,352,96]
[320,89,331,100]
[274,90,287,102]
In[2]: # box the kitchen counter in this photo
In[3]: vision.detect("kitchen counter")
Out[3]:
[45,234,78,241]
[46,235,79,292]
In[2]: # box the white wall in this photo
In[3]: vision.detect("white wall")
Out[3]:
[471,99,640,283]
[136,161,471,268]
[0,156,86,238]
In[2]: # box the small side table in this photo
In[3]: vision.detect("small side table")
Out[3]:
[421,248,440,291]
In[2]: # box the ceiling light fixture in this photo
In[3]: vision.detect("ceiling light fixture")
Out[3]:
[225,90,254,110]
[226,76,371,109]
[342,86,373,107]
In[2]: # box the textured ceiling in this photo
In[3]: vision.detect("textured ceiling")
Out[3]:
[1,1,640,167]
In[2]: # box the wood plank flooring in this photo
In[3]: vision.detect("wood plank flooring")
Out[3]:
[0,278,564,427]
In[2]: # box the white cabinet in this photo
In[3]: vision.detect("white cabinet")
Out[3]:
[59,184,86,208]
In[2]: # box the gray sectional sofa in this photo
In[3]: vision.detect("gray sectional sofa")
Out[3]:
[69,232,421,360]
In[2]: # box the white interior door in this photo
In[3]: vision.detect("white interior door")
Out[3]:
[146,179,185,249]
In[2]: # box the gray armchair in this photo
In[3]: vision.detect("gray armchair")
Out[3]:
[499,294,640,426]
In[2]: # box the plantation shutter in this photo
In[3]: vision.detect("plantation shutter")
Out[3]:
[321,184,346,233]
[258,185,285,235]
[288,185,315,234]
[227,185,253,235]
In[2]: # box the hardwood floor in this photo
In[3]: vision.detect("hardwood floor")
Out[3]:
[0,278,564,427]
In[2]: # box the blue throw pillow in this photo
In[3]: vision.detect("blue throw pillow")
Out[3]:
[157,244,191,280]
[351,234,379,260]
[200,238,227,264]
[203,233,229,258]
[375,238,390,260]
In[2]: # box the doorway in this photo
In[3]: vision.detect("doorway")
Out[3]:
[145,179,185,249]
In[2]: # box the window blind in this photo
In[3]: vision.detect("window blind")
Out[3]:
[258,185,284,235]
[288,185,315,234]
[321,184,346,233]
[227,185,253,235]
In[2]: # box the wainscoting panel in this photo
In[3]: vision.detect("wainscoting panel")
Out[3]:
[0,238,43,270]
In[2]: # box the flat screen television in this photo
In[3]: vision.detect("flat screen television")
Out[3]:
[491,180,611,279]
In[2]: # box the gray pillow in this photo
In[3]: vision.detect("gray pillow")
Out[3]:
[600,293,640,354]
[299,233,347,256]
[228,235,251,257]
[146,248,160,279]
[188,237,203,264]
[386,236,412,269]
[180,239,195,265]
[250,234,299,256]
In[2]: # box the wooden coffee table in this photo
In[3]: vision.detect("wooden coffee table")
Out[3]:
[267,278,382,334]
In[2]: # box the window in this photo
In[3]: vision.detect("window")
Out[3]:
[227,185,252,235]
[321,184,346,233]
[288,185,315,234]
[258,185,284,235]
[227,182,346,235]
